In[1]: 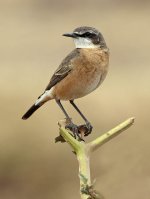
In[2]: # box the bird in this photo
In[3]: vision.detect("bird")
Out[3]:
[22,26,109,139]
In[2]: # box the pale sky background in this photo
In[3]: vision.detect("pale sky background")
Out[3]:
[0,0,150,199]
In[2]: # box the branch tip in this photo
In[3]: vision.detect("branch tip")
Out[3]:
[90,117,135,152]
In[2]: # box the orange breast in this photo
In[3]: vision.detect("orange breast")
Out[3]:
[53,48,109,100]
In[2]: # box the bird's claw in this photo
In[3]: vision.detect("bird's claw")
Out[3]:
[78,122,93,136]
[65,122,84,141]
[85,122,93,136]
[65,120,93,140]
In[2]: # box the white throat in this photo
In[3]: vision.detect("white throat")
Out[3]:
[73,37,99,49]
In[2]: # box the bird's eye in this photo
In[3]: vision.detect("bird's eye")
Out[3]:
[84,32,91,37]
[82,32,96,38]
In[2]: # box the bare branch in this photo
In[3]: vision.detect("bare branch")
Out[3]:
[89,117,135,152]
[58,117,135,199]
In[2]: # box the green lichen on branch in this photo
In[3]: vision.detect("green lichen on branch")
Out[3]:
[80,173,103,199]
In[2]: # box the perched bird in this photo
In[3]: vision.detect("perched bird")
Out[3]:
[22,26,109,138]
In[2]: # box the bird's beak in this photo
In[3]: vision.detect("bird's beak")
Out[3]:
[62,33,77,38]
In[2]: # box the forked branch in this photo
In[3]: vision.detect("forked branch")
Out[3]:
[58,117,135,199]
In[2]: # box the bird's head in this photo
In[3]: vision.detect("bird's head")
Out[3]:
[63,26,106,49]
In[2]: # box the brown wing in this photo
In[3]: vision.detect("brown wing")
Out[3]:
[45,49,80,91]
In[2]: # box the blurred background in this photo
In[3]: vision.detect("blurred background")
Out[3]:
[0,0,150,198]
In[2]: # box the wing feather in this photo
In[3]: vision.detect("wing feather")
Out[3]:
[45,49,80,90]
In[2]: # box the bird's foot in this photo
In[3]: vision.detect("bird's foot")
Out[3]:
[78,122,93,137]
[65,122,84,141]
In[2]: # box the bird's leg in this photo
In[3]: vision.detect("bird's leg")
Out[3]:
[70,100,93,136]
[56,100,83,140]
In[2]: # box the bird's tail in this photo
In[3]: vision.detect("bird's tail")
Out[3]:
[22,89,54,120]
[22,104,41,120]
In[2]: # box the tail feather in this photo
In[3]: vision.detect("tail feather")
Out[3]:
[22,89,53,120]
[22,104,41,120]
